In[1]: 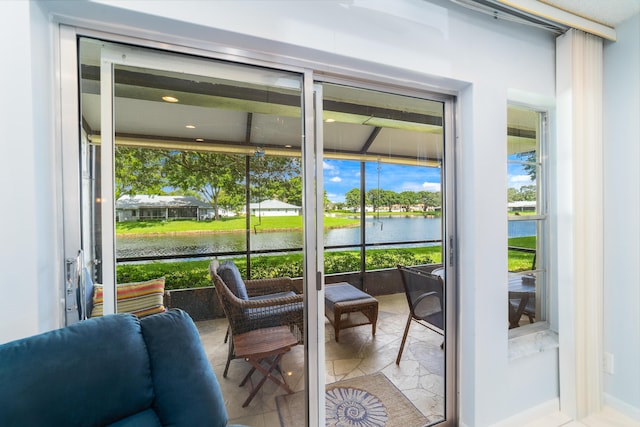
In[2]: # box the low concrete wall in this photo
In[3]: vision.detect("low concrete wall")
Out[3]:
[164,286,223,321]
[165,264,443,321]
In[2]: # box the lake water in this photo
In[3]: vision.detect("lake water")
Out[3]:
[116,217,536,258]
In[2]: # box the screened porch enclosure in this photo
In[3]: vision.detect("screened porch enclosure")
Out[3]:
[77,36,452,426]
[78,37,449,290]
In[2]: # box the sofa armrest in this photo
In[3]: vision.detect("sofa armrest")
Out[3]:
[140,309,230,427]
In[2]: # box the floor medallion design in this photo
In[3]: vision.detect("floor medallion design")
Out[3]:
[325,386,388,427]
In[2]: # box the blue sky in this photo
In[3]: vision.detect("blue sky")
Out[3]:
[322,158,534,203]
[507,154,537,189]
[323,159,442,203]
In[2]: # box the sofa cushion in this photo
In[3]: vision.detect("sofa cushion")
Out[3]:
[217,261,249,300]
[140,309,229,427]
[91,278,166,318]
[106,408,162,427]
[0,314,155,427]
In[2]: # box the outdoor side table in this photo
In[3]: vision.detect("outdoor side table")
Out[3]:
[233,325,298,407]
[325,282,379,342]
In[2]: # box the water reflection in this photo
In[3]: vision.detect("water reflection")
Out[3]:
[116,217,535,258]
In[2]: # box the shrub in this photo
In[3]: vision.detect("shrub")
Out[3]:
[116,248,435,290]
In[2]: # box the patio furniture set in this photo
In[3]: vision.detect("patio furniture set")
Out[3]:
[209,260,533,407]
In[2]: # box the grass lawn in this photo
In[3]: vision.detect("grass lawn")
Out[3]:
[508,236,536,271]
[116,216,358,235]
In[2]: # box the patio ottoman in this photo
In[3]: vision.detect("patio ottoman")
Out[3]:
[325,283,378,342]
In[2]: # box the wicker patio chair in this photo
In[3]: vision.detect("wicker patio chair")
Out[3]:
[396,264,444,365]
[209,260,304,378]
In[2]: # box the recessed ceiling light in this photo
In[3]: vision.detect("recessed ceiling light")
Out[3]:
[195,138,204,142]
[325,118,335,123]
[284,144,292,148]
[162,96,179,103]
[185,124,196,129]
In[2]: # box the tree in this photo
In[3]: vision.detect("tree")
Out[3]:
[250,156,302,205]
[521,151,537,180]
[216,185,245,215]
[508,185,536,202]
[365,189,381,212]
[399,191,418,211]
[417,191,441,210]
[507,187,520,203]
[114,146,166,200]
[163,151,244,220]
[344,188,361,211]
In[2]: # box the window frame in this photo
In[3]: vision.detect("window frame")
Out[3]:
[507,103,551,340]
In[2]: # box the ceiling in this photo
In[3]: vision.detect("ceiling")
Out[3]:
[542,0,640,27]
[80,37,540,168]
[80,39,452,167]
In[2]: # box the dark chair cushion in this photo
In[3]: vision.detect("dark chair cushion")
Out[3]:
[217,260,249,300]
[325,283,372,310]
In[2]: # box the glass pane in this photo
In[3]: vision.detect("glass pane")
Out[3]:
[509,271,539,329]
[507,106,540,215]
[324,159,362,276]
[249,152,304,278]
[507,105,545,328]
[80,38,307,425]
[322,82,446,425]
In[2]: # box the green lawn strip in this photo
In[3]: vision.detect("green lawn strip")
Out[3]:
[116,216,358,235]
[508,236,536,271]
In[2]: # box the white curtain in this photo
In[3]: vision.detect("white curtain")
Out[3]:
[556,28,604,419]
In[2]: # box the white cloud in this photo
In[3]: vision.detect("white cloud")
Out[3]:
[422,182,441,192]
[323,161,335,171]
[401,181,441,192]
[330,176,342,183]
[509,174,534,188]
[327,193,345,203]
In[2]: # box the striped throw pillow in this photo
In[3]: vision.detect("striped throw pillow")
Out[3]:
[91,278,166,318]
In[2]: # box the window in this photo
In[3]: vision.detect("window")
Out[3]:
[507,105,547,329]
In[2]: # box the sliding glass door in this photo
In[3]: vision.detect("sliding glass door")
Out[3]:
[62,32,456,426]
[319,81,455,426]
[72,37,322,425]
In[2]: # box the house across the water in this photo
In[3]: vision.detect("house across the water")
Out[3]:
[116,195,215,221]
[245,200,301,217]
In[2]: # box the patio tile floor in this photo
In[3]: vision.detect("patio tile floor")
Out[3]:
[196,293,445,427]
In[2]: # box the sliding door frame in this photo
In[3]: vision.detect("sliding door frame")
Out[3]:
[315,74,458,425]
[59,24,458,426]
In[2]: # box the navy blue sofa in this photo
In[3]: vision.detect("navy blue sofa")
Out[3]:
[0,309,246,427]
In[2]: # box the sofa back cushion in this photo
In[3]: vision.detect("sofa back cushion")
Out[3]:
[217,261,249,300]
[0,314,154,427]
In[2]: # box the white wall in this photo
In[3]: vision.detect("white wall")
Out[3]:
[0,1,60,343]
[603,14,640,420]
[10,0,560,425]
